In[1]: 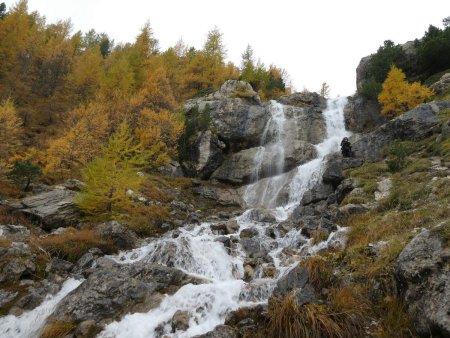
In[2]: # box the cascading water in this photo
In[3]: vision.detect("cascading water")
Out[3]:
[0,98,350,338]
[244,97,350,211]
[243,101,286,206]
[247,100,286,184]
[0,278,83,338]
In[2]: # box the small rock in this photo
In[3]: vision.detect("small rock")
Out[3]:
[337,204,368,218]
[46,258,74,275]
[239,228,259,239]
[0,290,18,307]
[374,178,392,201]
[246,208,276,223]
[75,319,98,337]
[171,310,191,332]
[191,325,239,338]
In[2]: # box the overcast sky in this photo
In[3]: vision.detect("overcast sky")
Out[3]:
[4,0,448,96]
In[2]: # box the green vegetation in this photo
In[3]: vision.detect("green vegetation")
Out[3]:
[360,40,408,100]
[76,122,146,221]
[7,159,42,191]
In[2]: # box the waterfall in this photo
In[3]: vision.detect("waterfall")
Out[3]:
[0,98,350,338]
[247,100,286,184]
[244,97,350,210]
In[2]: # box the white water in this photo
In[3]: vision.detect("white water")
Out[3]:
[0,278,83,338]
[244,97,351,211]
[99,97,350,338]
[0,98,350,338]
[247,100,286,184]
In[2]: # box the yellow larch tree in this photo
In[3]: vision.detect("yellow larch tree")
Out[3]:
[0,98,22,163]
[43,103,109,179]
[135,108,183,170]
[76,121,146,220]
[378,65,433,117]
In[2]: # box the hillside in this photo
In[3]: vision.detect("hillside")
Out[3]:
[0,2,450,338]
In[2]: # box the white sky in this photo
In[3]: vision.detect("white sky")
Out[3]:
[4,0,449,96]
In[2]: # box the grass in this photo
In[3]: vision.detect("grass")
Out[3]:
[300,256,333,290]
[373,296,417,338]
[344,162,388,195]
[268,292,368,338]
[40,321,76,338]
[0,205,34,227]
[311,230,329,245]
[341,193,370,206]
[34,228,116,263]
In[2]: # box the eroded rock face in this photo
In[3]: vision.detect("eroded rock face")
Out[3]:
[395,224,450,338]
[51,258,204,324]
[211,141,317,184]
[344,94,385,133]
[181,81,327,182]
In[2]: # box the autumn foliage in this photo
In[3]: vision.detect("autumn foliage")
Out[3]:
[0,1,289,185]
[378,65,433,118]
[75,122,146,220]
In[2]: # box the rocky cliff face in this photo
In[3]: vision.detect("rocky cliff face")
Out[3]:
[181,80,327,184]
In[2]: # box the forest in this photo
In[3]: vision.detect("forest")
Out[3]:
[0,0,289,192]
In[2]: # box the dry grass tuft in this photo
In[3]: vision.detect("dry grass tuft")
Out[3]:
[0,205,34,227]
[301,256,333,290]
[35,228,116,263]
[374,296,417,338]
[40,321,76,338]
[268,292,367,338]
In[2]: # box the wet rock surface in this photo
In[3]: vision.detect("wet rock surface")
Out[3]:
[50,258,204,324]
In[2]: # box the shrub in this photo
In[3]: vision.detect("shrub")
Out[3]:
[385,140,412,172]
[7,160,42,191]
[359,77,382,100]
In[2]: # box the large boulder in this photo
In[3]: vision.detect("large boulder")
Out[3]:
[211,141,317,184]
[395,224,450,337]
[7,187,80,229]
[51,258,204,324]
[352,102,447,162]
[192,185,244,207]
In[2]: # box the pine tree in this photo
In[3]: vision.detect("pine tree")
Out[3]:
[76,122,146,220]
[378,65,433,117]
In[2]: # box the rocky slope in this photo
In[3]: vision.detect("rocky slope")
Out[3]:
[0,75,449,337]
